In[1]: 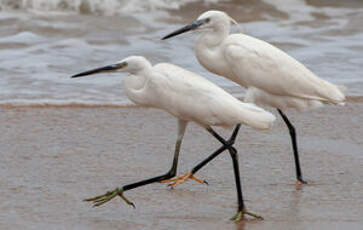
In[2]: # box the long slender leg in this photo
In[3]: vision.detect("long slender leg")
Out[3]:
[85,140,229,207]
[169,120,188,176]
[192,124,241,174]
[193,125,262,220]
[166,125,240,188]
[207,124,240,147]
[207,125,262,220]
[277,109,307,184]
[229,147,263,221]
[230,148,244,213]
[84,120,188,207]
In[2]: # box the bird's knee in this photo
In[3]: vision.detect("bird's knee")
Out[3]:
[229,146,237,155]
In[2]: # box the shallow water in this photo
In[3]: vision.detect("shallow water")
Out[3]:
[1,0,363,106]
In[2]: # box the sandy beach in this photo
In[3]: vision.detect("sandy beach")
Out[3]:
[1,0,363,229]
[0,101,362,230]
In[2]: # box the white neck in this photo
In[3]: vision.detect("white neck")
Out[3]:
[195,22,230,77]
[123,67,152,106]
[198,21,230,47]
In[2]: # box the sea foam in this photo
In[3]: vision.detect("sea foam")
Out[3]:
[0,0,222,15]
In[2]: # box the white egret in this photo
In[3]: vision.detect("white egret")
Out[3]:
[71,56,275,220]
[162,10,346,185]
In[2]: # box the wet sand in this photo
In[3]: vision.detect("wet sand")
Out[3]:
[0,102,362,230]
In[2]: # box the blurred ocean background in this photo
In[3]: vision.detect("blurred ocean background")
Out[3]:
[1,0,362,106]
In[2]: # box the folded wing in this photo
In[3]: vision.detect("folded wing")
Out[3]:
[149,63,276,130]
[224,34,345,104]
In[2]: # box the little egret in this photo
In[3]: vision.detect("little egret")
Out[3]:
[71,56,275,220]
[162,10,346,185]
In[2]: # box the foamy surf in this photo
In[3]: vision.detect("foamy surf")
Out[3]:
[0,0,362,107]
[0,0,222,15]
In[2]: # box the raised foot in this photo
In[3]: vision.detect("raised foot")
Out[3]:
[161,172,208,189]
[230,209,264,222]
[83,187,135,208]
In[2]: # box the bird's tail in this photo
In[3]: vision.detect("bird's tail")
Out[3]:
[237,102,276,130]
[315,79,346,105]
[335,85,347,106]
[328,84,346,104]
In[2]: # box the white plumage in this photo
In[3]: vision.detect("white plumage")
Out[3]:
[122,59,275,130]
[224,35,344,108]
[162,10,346,184]
[190,11,345,110]
[71,56,275,219]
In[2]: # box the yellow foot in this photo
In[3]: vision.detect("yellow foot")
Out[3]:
[83,187,135,208]
[160,174,186,184]
[230,209,264,222]
[161,172,208,189]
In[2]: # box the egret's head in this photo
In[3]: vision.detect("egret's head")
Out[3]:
[196,10,230,30]
[119,56,152,74]
[71,56,151,78]
[162,10,235,40]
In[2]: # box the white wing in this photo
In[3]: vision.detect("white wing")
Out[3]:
[147,63,275,130]
[223,34,345,104]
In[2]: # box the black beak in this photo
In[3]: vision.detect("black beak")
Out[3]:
[71,63,122,78]
[162,19,207,40]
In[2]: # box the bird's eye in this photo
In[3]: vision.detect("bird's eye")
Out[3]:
[121,62,128,68]
[205,18,210,23]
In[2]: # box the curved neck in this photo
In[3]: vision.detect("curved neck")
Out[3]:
[197,21,230,48]
[123,68,151,106]
[195,22,230,77]
[128,61,152,75]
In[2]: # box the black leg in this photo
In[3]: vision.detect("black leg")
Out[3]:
[122,120,188,191]
[191,144,230,175]
[229,147,244,212]
[191,124,241,174]
[84,143,229,208]
[203,125,262,220]
[277,109,307,184]
[229,147,263,221]
[165,125,240,189]
[83,120,188,207]
[207,124,241,146]
[83,170,177,208]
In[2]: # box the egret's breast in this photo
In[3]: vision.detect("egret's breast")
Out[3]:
[122,75,150,106]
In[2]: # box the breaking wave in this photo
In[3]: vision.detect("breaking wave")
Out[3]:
[0,0,223,15]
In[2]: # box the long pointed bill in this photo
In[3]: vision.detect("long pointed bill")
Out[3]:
[71,63,124,78]
[162,19,207,40]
